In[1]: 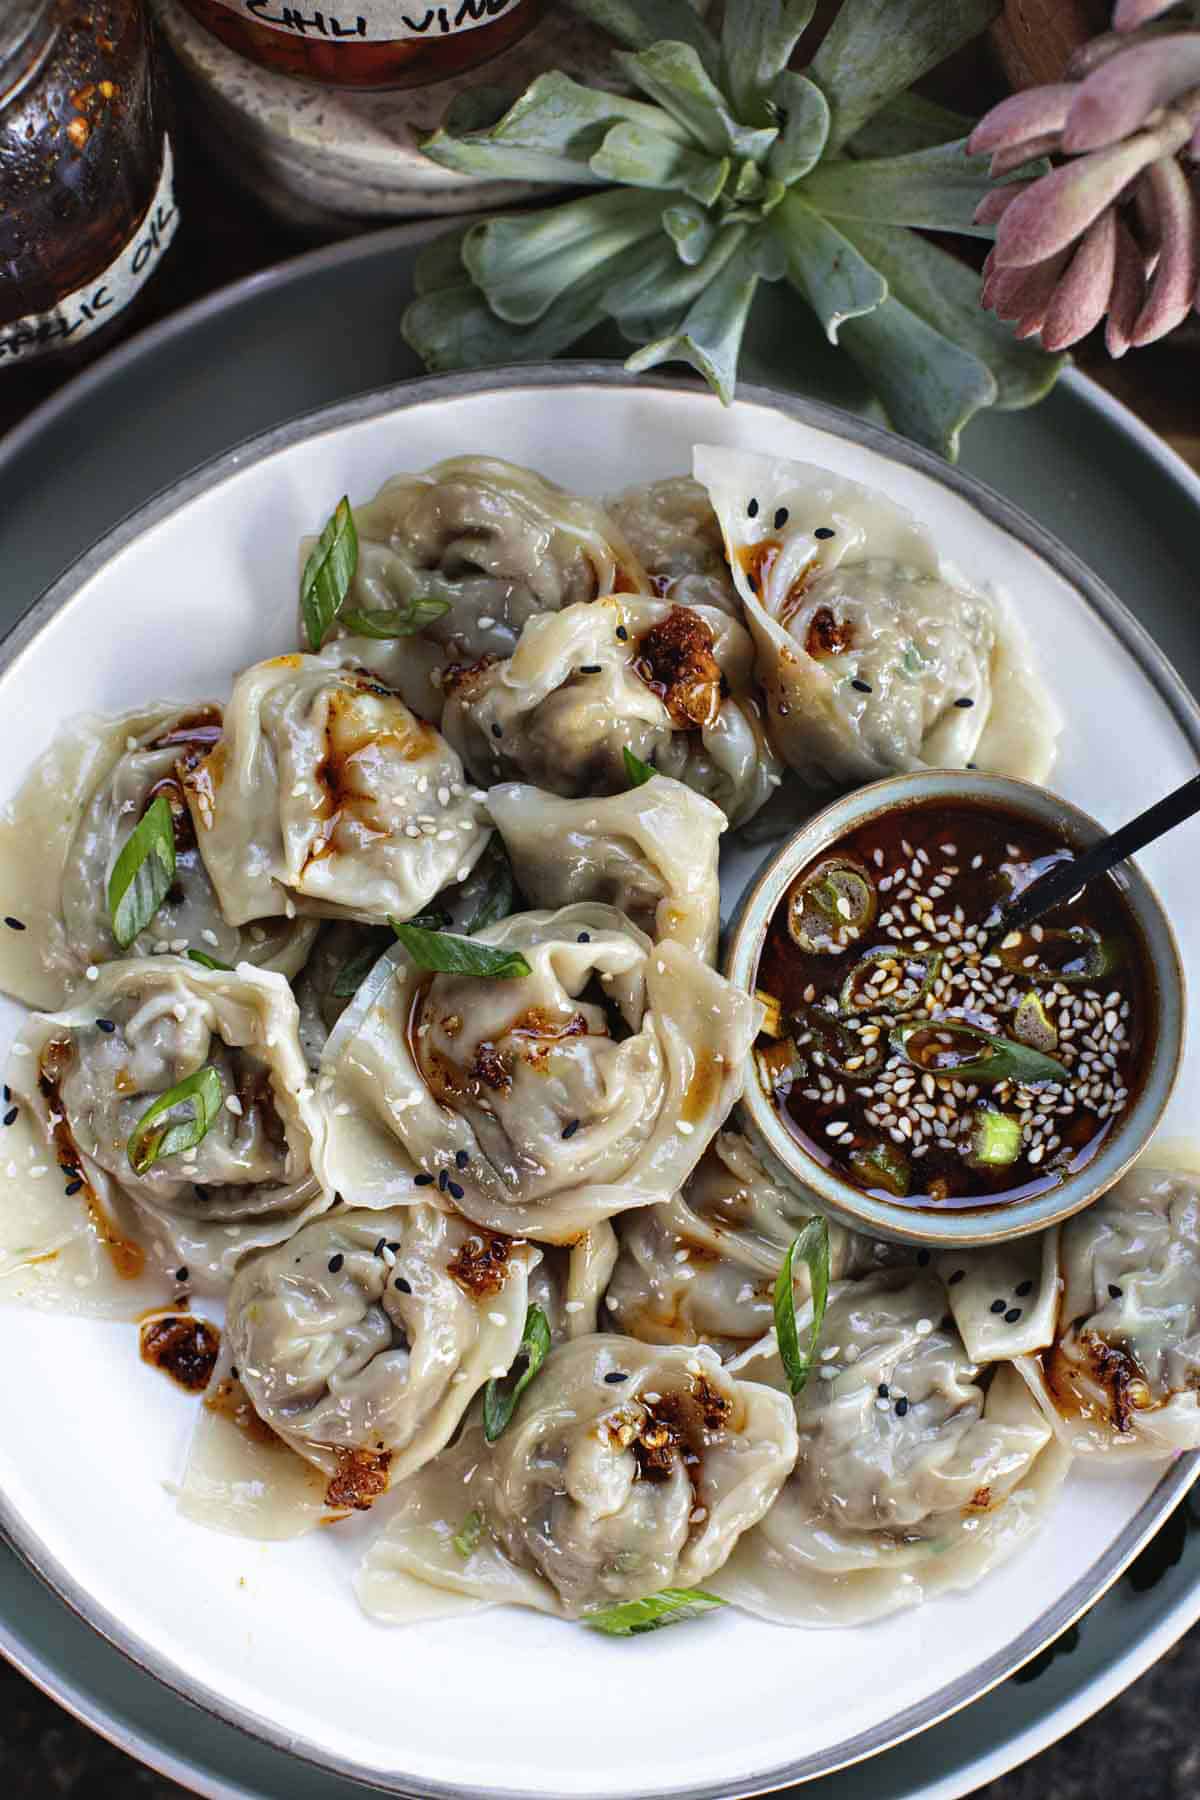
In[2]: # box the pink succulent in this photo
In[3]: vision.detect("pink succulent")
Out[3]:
[968,0,1200,354]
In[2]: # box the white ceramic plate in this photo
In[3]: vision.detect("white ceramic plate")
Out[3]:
[0,369,1197,1800]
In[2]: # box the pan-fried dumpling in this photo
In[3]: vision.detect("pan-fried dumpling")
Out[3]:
[317,902,758,1244]
[182,651,490,927]
[225,1204,537,1495]
[0,704,316,1010]
[606,476,740,616]
[606,1131,857,1356]
[5,957,328,1293]
[694,446,1059,789]
[487,776,724,964]
[442,596,781,830]
[357,1335,797,1621]
[1016,1166,1200,1458]
[323,456,648,672]
[712,1272,1069,1625]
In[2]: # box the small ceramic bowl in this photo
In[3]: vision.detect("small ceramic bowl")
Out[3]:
[724,769,1185,1248]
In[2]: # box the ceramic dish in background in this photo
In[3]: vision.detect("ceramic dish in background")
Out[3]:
[726,769,1186,1247]
[0,368,1198,1800]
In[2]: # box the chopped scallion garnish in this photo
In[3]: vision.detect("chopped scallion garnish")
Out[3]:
[127,1065,223,1176]
[300,496,358,652]
[773,1219,830,1397]
[482,1304,551,1442]
[390,919,531,980]
[108,795,176,950]
[581,1588,726,1637]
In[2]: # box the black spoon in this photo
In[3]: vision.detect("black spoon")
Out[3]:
[992,771,1200,940]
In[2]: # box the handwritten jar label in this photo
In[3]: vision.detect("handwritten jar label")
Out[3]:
[0,142,179,369]
[199,0,523,43]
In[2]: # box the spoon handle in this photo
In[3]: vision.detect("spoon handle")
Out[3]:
[999,771,1200,937]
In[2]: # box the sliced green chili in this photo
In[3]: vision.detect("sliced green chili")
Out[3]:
[890,1018,1070,1086]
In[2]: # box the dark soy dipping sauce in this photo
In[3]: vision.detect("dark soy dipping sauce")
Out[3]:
[754,799,1154,1211]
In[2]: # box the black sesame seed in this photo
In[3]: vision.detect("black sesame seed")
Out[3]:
[175,1267,189,1282]
[895,1397,910,1418]
[230,1367,238,1380]
[1108,1282,1124,1299]
[851,679,873,693]
[604,1371,629,1384]
[954,696,975,709]
[967,762,977,770]
[491,723,503,738]
[4,917,25,931]
[438,1169,449,1192]
[328,1253,344,1273]
[561,1119,580,1139]
[579,664,602,675]
[194,1184,208,1201]
[414,1172,434,1186]
[773,506,789,529]
[577,932,590,943]
[747,572,758,592]
[616,625,628,641]
[64,1179,83,1196]
[387,1241,401,1252]
[448,1180,464,1200]
[395,1277,412,1295]
[1005,1307,1022,1324]
[948,1269,965,1286]
[877,1383,890,1399]
[1016,1279,1034,1297]
[374,1237,387,1256]
[95,1019,116,1033]
[2,1106,17,1127]
[917,1249,931,1267]
[747,497,759,518]
[989,1298,1006,1315]
[3,1086,9,1102]
[455,1149,469,1170]
[814,527,835,540]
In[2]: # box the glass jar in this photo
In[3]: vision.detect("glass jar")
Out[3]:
[176,0,539,90]
[0,0,179,371]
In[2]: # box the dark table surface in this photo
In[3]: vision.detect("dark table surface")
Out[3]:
[4,53,1200,1800]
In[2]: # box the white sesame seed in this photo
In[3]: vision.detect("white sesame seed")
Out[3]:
[224,1095,244,1116]
[488,1312,506,1326]
[915,1318,933,1336]
[564,1299,585,1313]
[85,965,99,981]
[678,1120,695,1135]
[875,1397,891,1412]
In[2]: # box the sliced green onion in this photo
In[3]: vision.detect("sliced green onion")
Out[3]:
[582,1588,726,1637]
[787,857,876,955]
[890,1018,1070,1086]
[452,1510,485,1559]
[849,1140,912,1198]
[623,745,656,787]
[390,919,531,980]
[186,949,233,972]
[300,496,358,652]
[967,1107,1022,1168]
[482,1304,551,1442]
[331,940,388,999]
[339,596,451,639]
[127,1065,223,1176]
[997,925,1121,986]
[839,946,942,1016]
[797,1004,884,1078]
[108,795,177,951]
[773,1218,830,1397]
[1013,989,1058,1054]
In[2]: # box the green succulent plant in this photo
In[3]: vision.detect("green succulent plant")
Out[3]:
[404,0,1065,460]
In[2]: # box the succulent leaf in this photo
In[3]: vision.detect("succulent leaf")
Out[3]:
[413,223,472,296]
[720,0,819,127]
[797,140,996,237]
[564,0,720,70]
[463,188,666,324]
[607,222,748,329]
[662,201,718,265]
[848,91,975,158]
[840,219,1065,408]
[1130,154,1200,344]
[1040,211,1119,351]
[625,241,762,404]
[967,84,1075,156]
[839,295,998,460]
[616,42,779,161]
[774,194,887,341]
[1114,0,1192,27]
[993,131,1170,267]
[1105,217,1148,356]
[404,262,613,371]
[810,0,1001,153]
[767,70,831,183]
[1062,35,1200,153]
[590,121,730,204]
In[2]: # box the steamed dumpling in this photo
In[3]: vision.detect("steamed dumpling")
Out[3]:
[487,775,724,964]
[225,1204,537,1495]
[712,1272,1069,1625]
[358,1335,797,1621]
[316,902,758,1244]
[1016,1165,1200,1458]
[183,650,490,926]
[326,456,648,672]
[527,1223,619,1343]
[0,704,315,1009]
[5,957,328,1292]
[694,446,1059,789]
[606,476,741,616]
[606,1131,856,1356]
[441,596,782,829]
